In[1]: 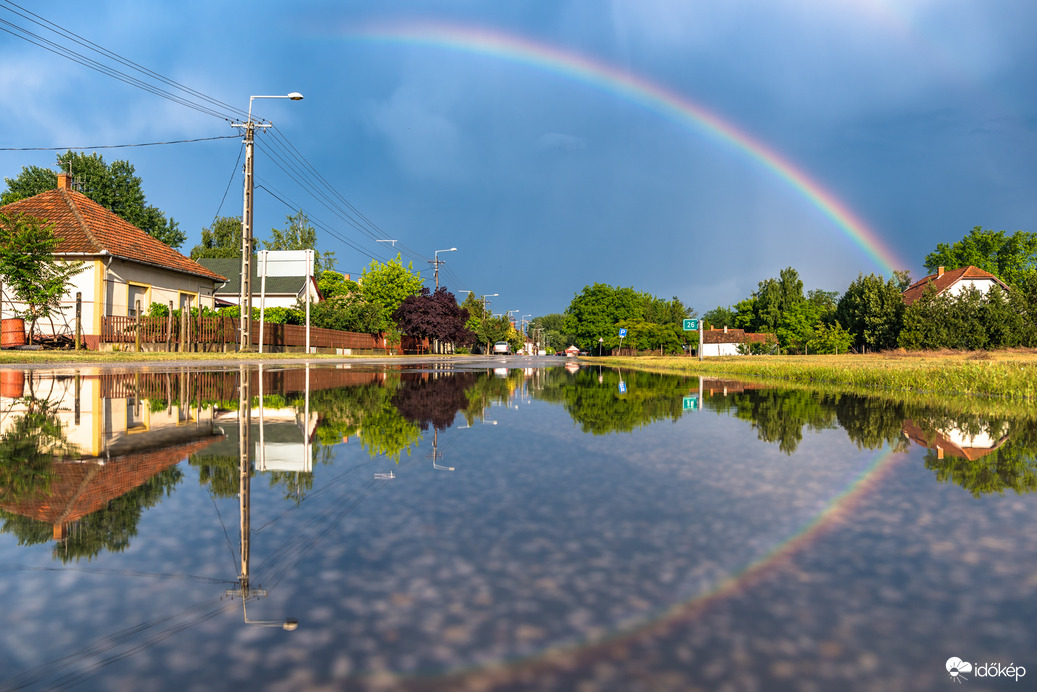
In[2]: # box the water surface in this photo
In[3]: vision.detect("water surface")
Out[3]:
[1,361,1035,690]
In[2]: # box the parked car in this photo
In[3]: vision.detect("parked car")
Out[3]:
[493,341,511,355]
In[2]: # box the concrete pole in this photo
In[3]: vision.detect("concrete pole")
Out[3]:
[239,120,255,352]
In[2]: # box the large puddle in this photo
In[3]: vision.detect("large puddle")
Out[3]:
[1,361,1035,690]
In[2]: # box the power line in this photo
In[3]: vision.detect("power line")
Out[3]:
[0,0,245,121]
[0,135,239,151]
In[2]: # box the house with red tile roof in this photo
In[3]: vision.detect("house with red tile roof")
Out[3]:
[901,265,1010,307]
[0,173,225,348]
[700,325,778,356]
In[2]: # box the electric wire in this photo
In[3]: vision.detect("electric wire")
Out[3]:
[208,141,245,228]
[0,0,245,121]
[0,1,465,288]
[0,134,240,151]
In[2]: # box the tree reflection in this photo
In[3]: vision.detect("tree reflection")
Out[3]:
[0,395,76,503]
[392,372,479,431]
[533,367,691,435]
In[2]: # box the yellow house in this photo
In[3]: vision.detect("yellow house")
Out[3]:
[0,173,225,348]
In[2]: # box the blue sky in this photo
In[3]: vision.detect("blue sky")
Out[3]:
[2,0,1035,319]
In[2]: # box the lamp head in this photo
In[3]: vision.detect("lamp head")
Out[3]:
[287,92,304,101]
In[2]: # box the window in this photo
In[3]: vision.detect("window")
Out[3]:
[127,285,147,317]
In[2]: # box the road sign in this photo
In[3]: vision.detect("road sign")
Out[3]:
[618,328,628,338]
[683,395,698,410]
[619,381,627,393]
[683,319,699,331]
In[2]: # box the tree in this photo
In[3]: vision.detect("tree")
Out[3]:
[0,212,84,342]
[703,305,737,330]
[189,216,242,259]
[807,321,854,354]
[925,226,1037,287]
[836,273,905,352]
[563,283,644,351]
[359,254,423,327]
[2,151,186,248]
[317,271,356,300]
[262,210,336,276]
[392,287,476,350]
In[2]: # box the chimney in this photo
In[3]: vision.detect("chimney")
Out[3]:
[57,172,71,190]
[724,325,728,334]
[937,266,945,278]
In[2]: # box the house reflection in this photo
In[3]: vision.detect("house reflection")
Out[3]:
[902,418,1010,461]
[0,369,224,557]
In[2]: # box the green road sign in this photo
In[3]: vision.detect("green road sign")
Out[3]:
[683,395,698,410]
[683,319,699,331]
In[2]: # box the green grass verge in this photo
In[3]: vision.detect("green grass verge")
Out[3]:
[585,351,1037,403]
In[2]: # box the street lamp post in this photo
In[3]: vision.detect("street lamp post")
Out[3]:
[431,248,457,290]
[233,92,303,351]
[480,294,498,353]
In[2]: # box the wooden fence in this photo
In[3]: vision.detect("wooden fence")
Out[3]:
[102,315,382,351]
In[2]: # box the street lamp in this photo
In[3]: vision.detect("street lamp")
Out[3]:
[432,248,457,290]
[233,92,304,351]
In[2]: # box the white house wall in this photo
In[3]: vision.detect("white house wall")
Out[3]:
[702,342,742,357]
[945,278,997,298]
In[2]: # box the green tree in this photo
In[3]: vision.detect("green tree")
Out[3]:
[2,151,186,248]
[563,283,643,351]
[317,271,356,300]
[836,273,905,352]
[925,227,1037,287]
[0,212,84,342]
[359,254,423,328]
[807,321,854,354]
[189,216,242,259]
[703,305,737,330]
[262,209,336,276]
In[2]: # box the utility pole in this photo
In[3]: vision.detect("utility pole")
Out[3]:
[232,92,303,351]
[430,248,457,290]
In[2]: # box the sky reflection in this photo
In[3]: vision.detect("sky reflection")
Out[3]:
[1,363,1035,690]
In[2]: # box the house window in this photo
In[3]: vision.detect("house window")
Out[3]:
[128,285,147,317]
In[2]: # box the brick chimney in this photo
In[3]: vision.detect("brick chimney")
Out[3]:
[56,172,71,190]
[937,266,945,278]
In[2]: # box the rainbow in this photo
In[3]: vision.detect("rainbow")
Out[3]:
[385,444,905,686]
[345,20,907,276]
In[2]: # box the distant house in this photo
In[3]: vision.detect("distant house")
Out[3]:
[564,345,580,357]
[700,326,777,357]
[0,173,225,348]
[901,265,1010,307]
[195,257,322,310]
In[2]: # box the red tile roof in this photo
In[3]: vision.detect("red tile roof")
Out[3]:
[901,266,1009,306]
[0,187,225,282]
[701,328,776,344]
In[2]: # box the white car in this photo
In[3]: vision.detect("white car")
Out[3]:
[493,341,511,355]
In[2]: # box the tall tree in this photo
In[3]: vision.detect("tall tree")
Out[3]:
[836,273,905,352]
[262,209,336,276]
[925,226,1037,287]
[2,151,185,248]
[359,254,423,327]
[564,283,643,351]
[189,216,242,259]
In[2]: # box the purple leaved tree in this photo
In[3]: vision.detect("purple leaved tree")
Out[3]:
[393,287,477,353]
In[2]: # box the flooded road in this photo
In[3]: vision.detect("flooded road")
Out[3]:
[1,359,1035,690]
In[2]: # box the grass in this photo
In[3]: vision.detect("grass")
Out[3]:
[586,349,1037,402]
[0,349,372,365]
